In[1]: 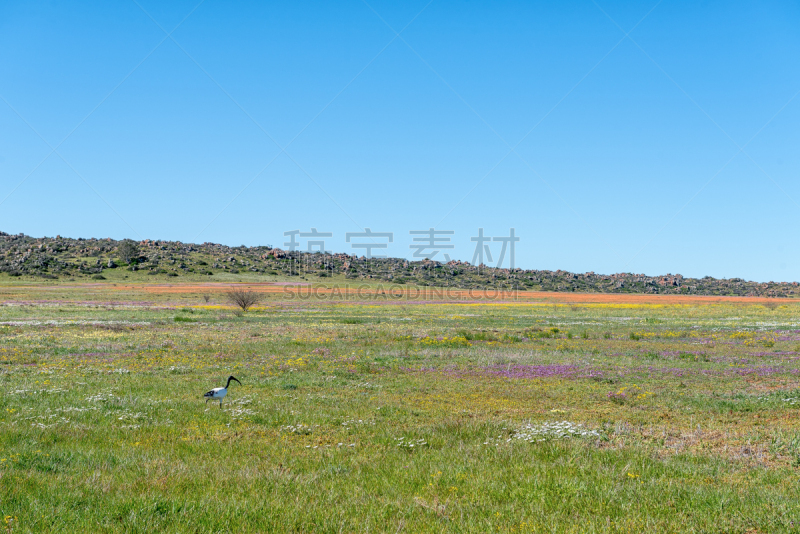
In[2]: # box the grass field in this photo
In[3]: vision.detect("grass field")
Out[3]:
[1,281,800,532]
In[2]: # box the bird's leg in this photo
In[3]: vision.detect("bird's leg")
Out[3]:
[219,400,223,409]
[206,398,209,404]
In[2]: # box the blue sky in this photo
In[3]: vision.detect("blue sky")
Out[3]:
[1,0,798,282]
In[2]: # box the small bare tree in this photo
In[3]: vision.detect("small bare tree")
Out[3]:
[225,289,261,312]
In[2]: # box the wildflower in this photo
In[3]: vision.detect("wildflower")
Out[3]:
[511,421,600,442]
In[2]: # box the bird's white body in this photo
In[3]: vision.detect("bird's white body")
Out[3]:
[204,376,241,407]
[207,387,228,400]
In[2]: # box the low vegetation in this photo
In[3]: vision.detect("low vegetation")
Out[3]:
[1,282,800,532]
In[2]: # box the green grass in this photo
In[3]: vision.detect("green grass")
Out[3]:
[1,284,800,532]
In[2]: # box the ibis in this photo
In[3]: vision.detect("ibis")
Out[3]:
[204,375,241,408]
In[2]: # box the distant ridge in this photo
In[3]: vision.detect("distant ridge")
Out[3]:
[0,231,797,298]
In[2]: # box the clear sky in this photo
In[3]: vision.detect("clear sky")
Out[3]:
[1,0,798,282]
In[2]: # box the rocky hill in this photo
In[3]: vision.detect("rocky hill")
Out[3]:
[0,231,797,298]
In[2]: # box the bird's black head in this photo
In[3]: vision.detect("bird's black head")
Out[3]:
[227,375,241,387]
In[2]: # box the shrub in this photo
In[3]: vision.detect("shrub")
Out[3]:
[226,290,262,312]
[91,274,106,280]
[607,385,651,404]
[117,240,139,264]
[418,336,471,348]
[678,352,710,362]
[457,330,497,341]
